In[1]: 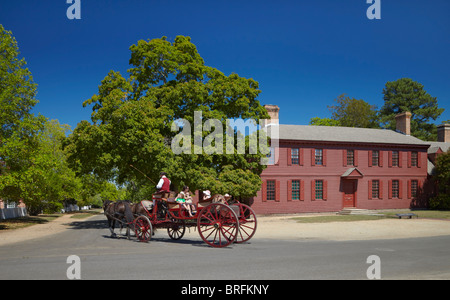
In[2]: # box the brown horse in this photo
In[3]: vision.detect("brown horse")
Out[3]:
[131,200,159,235]
[103,200,134,238]
[131,202,144,216]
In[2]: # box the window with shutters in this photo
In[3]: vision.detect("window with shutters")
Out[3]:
[372,180,380,199]
[347,149,354,166]
[315,149,323,165]
[392,151,399,167]
[291,148,299,165]
[291,180,300,200]
[266,180,276,201]
[411,180,418,198]
[315,180,323,200]
[392,180,399,198]
[411,151,418,167]
[372,150,379,166]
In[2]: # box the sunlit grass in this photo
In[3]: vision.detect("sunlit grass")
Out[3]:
[291,210,450,223]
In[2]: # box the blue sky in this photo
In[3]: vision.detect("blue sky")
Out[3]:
[1,0,449,131]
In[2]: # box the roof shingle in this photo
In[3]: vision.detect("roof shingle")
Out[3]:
[269,124,429,146]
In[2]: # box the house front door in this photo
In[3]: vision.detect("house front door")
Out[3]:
[343,180,356,207]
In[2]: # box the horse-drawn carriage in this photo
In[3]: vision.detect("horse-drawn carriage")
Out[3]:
[103,192,257,248]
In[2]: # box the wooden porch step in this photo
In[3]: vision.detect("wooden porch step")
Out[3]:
[338,208,371,215]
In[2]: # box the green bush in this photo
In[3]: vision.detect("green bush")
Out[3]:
[429,194,450,210]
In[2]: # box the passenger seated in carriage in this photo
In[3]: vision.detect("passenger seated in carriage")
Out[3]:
[202,190,211,201]
[182,186,196,215]
[201,190,226,204]
[224,193,232,202]
[175,186,194,217]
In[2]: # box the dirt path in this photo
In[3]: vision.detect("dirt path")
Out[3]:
[0,214,75,246]
[1,213,450,246]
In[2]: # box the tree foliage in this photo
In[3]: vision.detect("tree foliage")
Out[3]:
[0,24,44,174]
[309,117,341,127]
[65,36,269,199]
[0,25,40,141]
[329,94,379,128]
[429,151,450,210]
[309,94,379,128]
[0,25,45,214]
[380,78,444,141]
[0,26,97,214]
[1,119,81,215]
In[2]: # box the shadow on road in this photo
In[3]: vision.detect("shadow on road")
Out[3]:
[63,215,235,249]
[65,218,108,230]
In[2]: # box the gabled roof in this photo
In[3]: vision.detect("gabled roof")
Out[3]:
[427,142,450,154]
[341,167,364,178]
[268,124,429,146]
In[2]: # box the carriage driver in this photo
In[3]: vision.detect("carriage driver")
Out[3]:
[156,171,171,193]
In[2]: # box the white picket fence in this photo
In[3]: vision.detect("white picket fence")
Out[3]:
[61,204,91,213]
[0,205,91,219]
[0,207,28,220]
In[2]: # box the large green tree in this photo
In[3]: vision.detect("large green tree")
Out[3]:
[65,36,269,199]
[0,26,83,214]
[329,94,379,128]
[0,25,40,140]
[309,94,379,128]
[1,119,81,215]
[380,78,444,141]
[0,24,44,171]
[429,151,450,210]
[0,25,46,213]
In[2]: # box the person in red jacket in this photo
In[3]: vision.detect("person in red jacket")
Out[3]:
[153,172,171,220]
[156,172,171,192]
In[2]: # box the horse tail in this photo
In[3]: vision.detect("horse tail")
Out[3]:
[123,201,134,223]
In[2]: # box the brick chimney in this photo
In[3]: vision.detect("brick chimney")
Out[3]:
[437,124,450,142]
[262,104,279,127]
[395,111,412,135]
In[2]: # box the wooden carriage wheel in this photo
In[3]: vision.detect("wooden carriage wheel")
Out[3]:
[234,204,257,243]
[197,203,239,248]
[134,215,152,242]
[167,220,186,240]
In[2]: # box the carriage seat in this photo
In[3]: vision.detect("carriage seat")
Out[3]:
[166,197,177,203]
[166,197,180,209]
[153,191,172,199]
[153,191,177,201]
[197,194,226,208]
[197,199,212,208]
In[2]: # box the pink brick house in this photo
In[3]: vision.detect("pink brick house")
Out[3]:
[250,106,431,214]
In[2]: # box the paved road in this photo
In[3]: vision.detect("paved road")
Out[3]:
[0,214,449,280]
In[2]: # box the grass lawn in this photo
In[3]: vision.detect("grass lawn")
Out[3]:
[291,209,450,223]
[382,209,450,220]
[292,215,385,223]
[0,214,60,230]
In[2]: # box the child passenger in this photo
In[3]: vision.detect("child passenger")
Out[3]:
[183,186,197,216]
[175,186,195,217]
